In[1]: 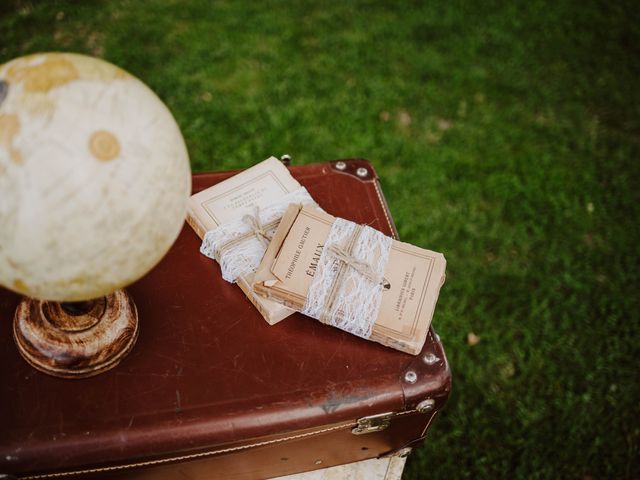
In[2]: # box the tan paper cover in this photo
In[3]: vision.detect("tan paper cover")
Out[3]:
[187,157,301,324]
[254,204,446,354]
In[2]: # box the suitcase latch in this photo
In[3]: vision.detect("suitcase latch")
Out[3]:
[352,412,395,435]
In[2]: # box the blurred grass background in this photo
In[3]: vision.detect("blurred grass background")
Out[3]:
[2,0,638,478]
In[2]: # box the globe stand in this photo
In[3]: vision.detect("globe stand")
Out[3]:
[13,289,139,379]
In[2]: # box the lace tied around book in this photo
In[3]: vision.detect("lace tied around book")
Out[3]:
[200,187,315,283]
[302,218,392,339]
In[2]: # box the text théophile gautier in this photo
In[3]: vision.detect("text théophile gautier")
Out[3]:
[284,225,325,280]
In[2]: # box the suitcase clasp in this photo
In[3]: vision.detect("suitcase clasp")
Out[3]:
[352,412,395,435]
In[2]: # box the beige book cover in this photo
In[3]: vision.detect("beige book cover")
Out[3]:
[188,156,301,232]
[254,204,447,354]
[187,157,301,324]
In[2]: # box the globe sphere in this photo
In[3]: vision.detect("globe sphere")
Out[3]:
[0,53,191,301]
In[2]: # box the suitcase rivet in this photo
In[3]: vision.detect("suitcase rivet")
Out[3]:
[314,459,323,465]
[280,154,292,166]
[397,447,413,458]
[404,370,418,384]
[356,167,368,178]
[335,161,347,171]
[416,399,436,413]
[423,353,440,365]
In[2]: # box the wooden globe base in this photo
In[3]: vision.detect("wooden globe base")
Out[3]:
[13,289,139,379]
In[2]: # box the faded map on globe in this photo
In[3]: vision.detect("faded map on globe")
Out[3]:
[0,53,191,301]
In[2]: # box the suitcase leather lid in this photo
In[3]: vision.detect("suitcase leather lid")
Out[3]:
[0,160,451,477]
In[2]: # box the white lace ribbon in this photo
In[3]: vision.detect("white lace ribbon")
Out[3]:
[302,218,392,339]
[200,187,315,283]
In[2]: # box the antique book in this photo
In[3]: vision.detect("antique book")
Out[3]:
[187,156,308,324]
[254,204,447,354]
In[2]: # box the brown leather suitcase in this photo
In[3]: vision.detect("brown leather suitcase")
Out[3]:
[0,159,451,480]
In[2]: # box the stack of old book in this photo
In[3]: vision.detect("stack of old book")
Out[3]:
[187,157,446,355]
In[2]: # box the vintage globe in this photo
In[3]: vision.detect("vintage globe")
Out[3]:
[0,53,191,302]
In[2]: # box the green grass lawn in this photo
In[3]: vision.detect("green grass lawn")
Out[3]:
[2,0,638,478]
